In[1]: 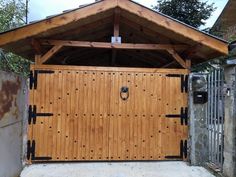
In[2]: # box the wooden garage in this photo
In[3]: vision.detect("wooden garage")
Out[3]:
[0,0,228,163]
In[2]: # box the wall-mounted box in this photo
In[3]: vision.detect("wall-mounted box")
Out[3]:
[193,91,208,104]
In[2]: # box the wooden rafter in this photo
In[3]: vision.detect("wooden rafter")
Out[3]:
[40,39,188,51]
[167,49,187,68]
[37,45,63,64]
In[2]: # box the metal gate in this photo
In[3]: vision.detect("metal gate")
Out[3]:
[27,65,189,162]
[207,68,224,170]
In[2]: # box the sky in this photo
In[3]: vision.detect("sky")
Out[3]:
[28,0,229,29]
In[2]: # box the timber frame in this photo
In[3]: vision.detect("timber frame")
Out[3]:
[35,39,189,68]
[0,0,229,68]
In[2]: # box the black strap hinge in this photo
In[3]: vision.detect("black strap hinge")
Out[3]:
[165,140,188,159]
[30,70,55,90]
[166,74,189,93]
[181,75,189,93]
[166,107,188,126]
[27,140,52,161]
[28,105,53,125]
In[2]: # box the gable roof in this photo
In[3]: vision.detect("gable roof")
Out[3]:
[0,0,228,66]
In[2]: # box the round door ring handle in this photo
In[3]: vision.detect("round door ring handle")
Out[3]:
[120,86,129,101]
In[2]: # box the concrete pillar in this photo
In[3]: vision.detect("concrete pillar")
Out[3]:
[223,66,236,177]
[189,73,209,166]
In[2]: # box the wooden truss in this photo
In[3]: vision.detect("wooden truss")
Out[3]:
[31,5,193,69]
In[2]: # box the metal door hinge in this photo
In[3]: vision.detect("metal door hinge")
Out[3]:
[166,107,188,125]
[27,140,52,161]
[30,70,55,90]
[165,140,188,159]
[166,74,189,93]
[28,105,53,125]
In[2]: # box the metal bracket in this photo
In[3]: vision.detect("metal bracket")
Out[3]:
[30,70,55,90]
[27,140,52,161]
[28,105,53,125]
[165,140,188,159]
[166,107,188,125]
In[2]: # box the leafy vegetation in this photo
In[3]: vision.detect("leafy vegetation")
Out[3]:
[153,0,216,28]
[0,0,30,76]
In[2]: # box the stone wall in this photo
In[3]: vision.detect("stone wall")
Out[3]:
[224,24,236,41]
[223,66,236,177]
[0,71,28,177]
[189,74,209,166]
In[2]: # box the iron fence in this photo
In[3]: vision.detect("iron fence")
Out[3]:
[207,68,224,170]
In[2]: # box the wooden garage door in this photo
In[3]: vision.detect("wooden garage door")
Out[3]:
[27,65,188,162]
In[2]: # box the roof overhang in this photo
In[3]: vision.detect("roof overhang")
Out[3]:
[0,0,229,66]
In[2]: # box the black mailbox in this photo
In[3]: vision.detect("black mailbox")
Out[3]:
[193,91,208,104]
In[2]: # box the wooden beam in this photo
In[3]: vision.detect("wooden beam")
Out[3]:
[117,0,228,55]
[112,8,121,66]
[40,39,188,51]
[38,45,63,64]
[167,49,187,68]
[31,39,42,55]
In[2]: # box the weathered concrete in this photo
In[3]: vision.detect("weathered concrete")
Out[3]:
[223,66,236,177]
[0,71,28,177]
[21,162,216,177]
[189,74,209,166]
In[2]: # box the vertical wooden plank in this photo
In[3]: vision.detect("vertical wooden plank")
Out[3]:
[160,73,166,159]
[133,72,139,160]
[137,72,142,160]
[127,72,133,160]
[90,71,96,160]
[39,73,46,157]
[47,70,54,158]
[106,71,111,160]
[124,72,130,160]
[52,70,58,160]
[69,71,76,160]
[145,73,151,160]
[56,69,63,160]
[73,71,79,160]
[60,70,67,160]
[117,71,122,160]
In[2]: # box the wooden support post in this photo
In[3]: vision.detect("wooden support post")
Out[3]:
[112,8,120,66]
[35,54,42,65]
[31,39,42,55]
[186,59,191,69]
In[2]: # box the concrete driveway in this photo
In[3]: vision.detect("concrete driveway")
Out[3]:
[21,162,216,177]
